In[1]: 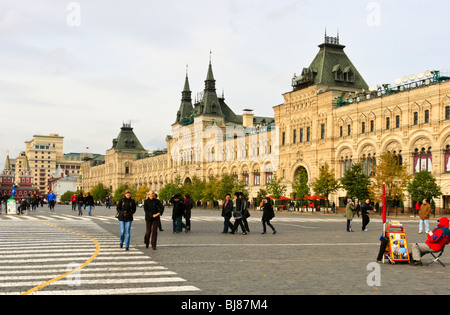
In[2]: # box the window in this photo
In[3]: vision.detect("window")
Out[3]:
[321,124,325,139]
[370,120,374,132]
[306,127,310,141]
[361,122,366,134]
[362,154,376,176]
[243,173,249,186]
[446,106,450,120]
[282,132,285,146]
[340,126,343,137]
[347,124,351,136]
[386,117,390,130]
[395,115,400,128]
[340,157,352,177]
[413,112,418,125]
[254,172,260,186]
[293,129,297,144]
[300,128,303,143]
[424,110,429,123]
[445,145,450,173]
[413,147,432,173]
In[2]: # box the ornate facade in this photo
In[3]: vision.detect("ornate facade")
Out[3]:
[82,35,450,211]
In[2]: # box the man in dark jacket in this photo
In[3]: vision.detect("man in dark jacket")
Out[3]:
[222,193,234,233]
[171,194,187,233]
[116,190,136,250]
[85,192,94,216]
[361,198,376,231]
[143,191,163,249]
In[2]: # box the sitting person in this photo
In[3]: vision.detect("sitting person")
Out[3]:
[411,217,450,265]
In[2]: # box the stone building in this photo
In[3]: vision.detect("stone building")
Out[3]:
[82,35,450,211]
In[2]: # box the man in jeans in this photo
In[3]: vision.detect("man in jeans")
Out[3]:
[418,199,431,234]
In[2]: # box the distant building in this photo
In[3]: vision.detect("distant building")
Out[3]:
[0,152,38,200]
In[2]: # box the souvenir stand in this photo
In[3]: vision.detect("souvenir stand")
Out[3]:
[380,221,411,264]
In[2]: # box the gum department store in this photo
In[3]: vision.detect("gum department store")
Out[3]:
[81,35,450,211]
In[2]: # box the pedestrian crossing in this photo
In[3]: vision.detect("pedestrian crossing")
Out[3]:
[0,212,419,224]
[0,219,200,295]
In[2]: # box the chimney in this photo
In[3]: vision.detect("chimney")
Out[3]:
[242,109,254,128]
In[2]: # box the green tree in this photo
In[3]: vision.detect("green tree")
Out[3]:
[61,190,76,203]
[340,162,371,201]
[292,168,309,201]
[183,176,205,203]
[311,162,341,211]
[369,152,411,210]
[407,170,442,202]
[90,183,110,202]
[158,182,183,203]
[266,174,287,199]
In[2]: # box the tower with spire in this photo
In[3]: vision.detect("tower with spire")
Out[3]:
[0,151,38,200]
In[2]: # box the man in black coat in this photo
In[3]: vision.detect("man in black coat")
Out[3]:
[222,193,234,233]
[171,194,187,233]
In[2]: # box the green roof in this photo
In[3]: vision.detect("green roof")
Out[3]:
[293,35,368,91]
[111,124,146,152]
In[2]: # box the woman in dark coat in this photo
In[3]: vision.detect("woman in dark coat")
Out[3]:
[143,191,163,249]
[116,190,136,250]
[262,197,277,234]
[231,192,247,235]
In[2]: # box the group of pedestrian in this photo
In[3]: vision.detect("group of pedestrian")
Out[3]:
[71,192,95,216]
[222,192,276,235]
[115,190,278,251]
[170,193,193,234]
[346,198,377,232]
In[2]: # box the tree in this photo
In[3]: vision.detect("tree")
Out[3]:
[90,183,110,202]
[266,174,287,199]
[183,176,205,203]
[292,168,309,202]
[61,190,76,203]
[311,162,341,211]
[369,152,411,210]
[407,170,442,203]
[135,185,149,203]
[340,162,371,201]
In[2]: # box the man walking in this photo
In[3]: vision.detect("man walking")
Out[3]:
[361,198,376,231]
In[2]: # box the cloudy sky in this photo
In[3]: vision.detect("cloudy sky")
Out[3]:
[0,0,449,166]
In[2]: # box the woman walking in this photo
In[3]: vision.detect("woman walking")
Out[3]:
[143,191,163,250]
[116,190,136,250]
[261,197,277,234]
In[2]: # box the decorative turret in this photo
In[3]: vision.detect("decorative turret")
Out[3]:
[175,68,194,125]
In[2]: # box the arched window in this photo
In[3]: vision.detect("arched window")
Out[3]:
[340,156,353,177]
[444,145,450,173]
[361,154,376,176]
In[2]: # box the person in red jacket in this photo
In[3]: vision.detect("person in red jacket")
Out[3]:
[411,217,450,265]
[71,193,78,211]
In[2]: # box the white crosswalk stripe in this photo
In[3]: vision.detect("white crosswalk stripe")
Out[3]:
[0,219,200,295]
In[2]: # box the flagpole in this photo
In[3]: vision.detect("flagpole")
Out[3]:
[382,183,386,263]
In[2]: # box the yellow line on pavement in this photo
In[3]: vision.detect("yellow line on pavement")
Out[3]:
[17,216,101,295]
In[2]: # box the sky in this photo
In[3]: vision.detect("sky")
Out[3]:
[0,0,449,166]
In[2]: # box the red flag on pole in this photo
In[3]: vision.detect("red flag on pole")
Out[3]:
[382,183,387,224]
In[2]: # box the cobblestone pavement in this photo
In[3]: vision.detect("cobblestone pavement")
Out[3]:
[0,205,448,295]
